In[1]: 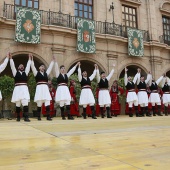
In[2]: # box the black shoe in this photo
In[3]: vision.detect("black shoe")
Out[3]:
[129,114,133,117]
[165,113,168,116]
[68,116,74,120]
[92,116,97,119]
[38,117,41,121]
[62,117,66,120]
[146,113,152,117]
[16,117,20,122]
[47,117,52,121]
[157,113,163,116]
[24,118,30,122]
[107,116,112,118]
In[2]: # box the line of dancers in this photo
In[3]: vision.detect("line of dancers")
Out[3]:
[0,53,169,122]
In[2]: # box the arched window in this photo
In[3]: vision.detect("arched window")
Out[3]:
[15,0,39,9]
[74,0,93,19]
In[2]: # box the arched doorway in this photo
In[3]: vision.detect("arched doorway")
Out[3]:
[1,54,47,77]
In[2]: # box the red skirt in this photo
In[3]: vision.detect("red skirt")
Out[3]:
[42,101,56,116]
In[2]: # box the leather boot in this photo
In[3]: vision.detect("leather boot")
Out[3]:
[152,106,156,116]
[145,106,151,117]
[46,106,52,121]
[157,105,163,116]
[16,107,20,121]
[129,107,133,117]
[83,107,86,119]
[37,107,41,120]
[140,107,145,117]
[164,106,168,116]
[67,105,74,120]
[23,106,30,122]
[106,107,112,118]
[135,106,142,117]
[100,107,105,118]
[91,106,97,119]
[60,106,66,120]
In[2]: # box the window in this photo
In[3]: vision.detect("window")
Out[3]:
[122,5,137,28]
[15,0,39,9]
[162,16,170,42]
[74,0,93,19]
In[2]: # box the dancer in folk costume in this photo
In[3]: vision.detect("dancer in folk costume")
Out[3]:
[42,80,56,117]
[78,64,98,119]
[96,64,115,118]
[149,75,164,116]
[10,53,31,122]
[69,80,80,117]
[55,62,80,120]
[0,52,10,101]
[110,80,124,116]
[135,69,152,117]
[160,75,170,116]
[31,56,55,121]
[124,67,139,117]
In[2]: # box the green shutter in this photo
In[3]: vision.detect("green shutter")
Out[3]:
[15,7,41,44]
[77,18,96,53]
[128,28,144,57]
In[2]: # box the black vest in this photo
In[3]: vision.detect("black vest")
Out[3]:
[162,84,169,92]
[57,73,68,84]
[14,71,27,84]
[98,79,109,88]
[137,81,146,89]
[35,72,48,83]
[81,77,91,87]
[126,82,135,90]
[150,82,158,91]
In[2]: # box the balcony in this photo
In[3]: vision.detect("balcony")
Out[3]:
[2,2,150,42]
[159,35,170,46]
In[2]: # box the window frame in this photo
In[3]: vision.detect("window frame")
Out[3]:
[162,16,170,42]
[14,0,39,9]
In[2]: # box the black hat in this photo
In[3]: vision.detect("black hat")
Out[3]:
[100,71,105,75]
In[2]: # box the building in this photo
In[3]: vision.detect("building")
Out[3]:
[0,0,170,113]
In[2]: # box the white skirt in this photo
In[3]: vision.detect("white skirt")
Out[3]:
[55,86,71,103]
[0,91,2,101]
[137,91,148,104]
[34,84,52,102]
[79,88,95,105]
[149,93,161,103]
[126,92,138,103]
[11,85,30,103]
[98,90,111,105]
[162,93,170,104]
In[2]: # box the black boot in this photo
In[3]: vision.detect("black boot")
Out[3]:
[157,105,163,116]
[60,106,66,120]
[164,106,168,116]
[23,106,30,122]
[16,107,20,121]
[129,107,133,117]
[152,106,156,116]
[106,107,112,118]
[100,107,105,118]
[46,106,52,121]
[140,107,145,117]
[82,108,86,119]
[135,106,141,117]
[145,106,151,117]
[91,106,97,119]
[67,105,74,120]
[37,107,41,120]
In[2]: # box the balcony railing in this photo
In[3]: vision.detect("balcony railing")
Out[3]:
[3,2,150,42]
[159,35,170,46]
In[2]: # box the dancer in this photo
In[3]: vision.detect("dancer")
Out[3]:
[10,53,31,122]
[55,62,80,120]
[110,80,124,116]
[78,64,98,119]
[31,56,55,121]
[96,64,115,118]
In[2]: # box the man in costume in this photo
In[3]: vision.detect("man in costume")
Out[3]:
[96,64,115,118]
[0,52,10,101]
[110,80,124,117]
[31,56,55,121]
[135,69,152,117]
[149,75,164,116]
[10,53,31,122]
[78,64,98,119]
[124,67,139,117]
[55,62,80,120]
[69,80,80,117]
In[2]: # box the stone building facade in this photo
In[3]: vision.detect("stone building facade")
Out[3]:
[0,0,170,105]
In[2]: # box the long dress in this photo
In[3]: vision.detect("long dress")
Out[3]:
[110,86,124,116]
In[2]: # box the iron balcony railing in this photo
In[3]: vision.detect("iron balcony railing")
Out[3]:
[3,2,150,42]
[159,35,170,46]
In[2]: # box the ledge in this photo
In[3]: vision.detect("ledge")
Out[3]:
[119,0,141,6]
